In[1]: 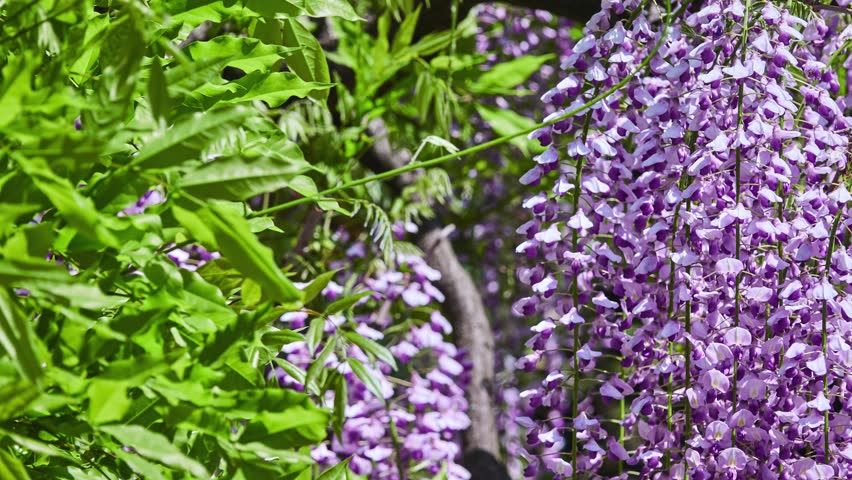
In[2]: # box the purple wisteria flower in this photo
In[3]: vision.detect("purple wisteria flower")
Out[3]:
[512,0,852,477]
[273,229,471,480]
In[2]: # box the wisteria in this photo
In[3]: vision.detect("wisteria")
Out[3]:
[471,5,582,478]
[515,0,852,478]
[274,229,471,479]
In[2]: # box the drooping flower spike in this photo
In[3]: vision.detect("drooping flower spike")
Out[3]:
[515,0,852,477]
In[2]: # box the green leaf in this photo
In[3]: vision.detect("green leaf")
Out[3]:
[131,107,252,169]
[0,448,30,480]
[0,204,41,239]
[241,278,263,307]
[348,358,385,403]
[305,316,324,354]
[16,157,118,247]
[188,71,333,109]
[287,175,342,212]
[281,18,331,101]
[391,5,420,53]
[2,222,54,259]
[326,291,373,315]
[99,425,210,478]
[343,331,397,370]
[317,457,352,480]
[0,289,43,384]
[187,36,301,73]
[0,56,33,129]
[304,337,335,393]
[239,407,330,448]
[177,141,312,201]
[474,104,539,155]
[0,380,39,422]
[301,269,339,304]
[231,441,316,465]
[248,216,285,233]
[332,373,346,440]
[0,258,76,286]
[0,429,77,462]
[286,0,362,21]
[87,379,131,425]
[151,0,242,24]
[173,203,303,304]
[113,447,169,480]
[271,358,319,396]
[470,54,555,94]
[148,56,170,122]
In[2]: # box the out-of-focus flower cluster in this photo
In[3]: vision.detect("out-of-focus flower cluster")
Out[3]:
[274,228,472,480]
[515,0,852,478]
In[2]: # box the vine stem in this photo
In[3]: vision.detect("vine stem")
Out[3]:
[822,207,844,462]
[731,0,751,443]
[569,108,593,480]
[665,203,682,470]
[387,402,406,480]
[683,206,692,480]
[250,17,673,218]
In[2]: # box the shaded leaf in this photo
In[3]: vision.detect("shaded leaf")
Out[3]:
[317,457,352,480]
[188,71,333,109]
[326,291,373,315]
[343,331,397,370]
[131,107,252,169]
[187,36,301,73]
[148,56,170,122]
[173,203,303,304]
[0,380,39,422]
[99,425,210,478]
[87,379,131,425]
[348,358,385,403]
[302,269,340,304]
[0,289,43,384]
[0,448,30,480]
[281,18,331,101]
[470,54,555,93]
[16,157,118,247]
[177,141,312,201]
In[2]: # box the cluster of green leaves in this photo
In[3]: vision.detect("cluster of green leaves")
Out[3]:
[0,0,369,478]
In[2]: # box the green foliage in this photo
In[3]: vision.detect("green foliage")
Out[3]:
[0,0,362,477]
[0,0,554,476]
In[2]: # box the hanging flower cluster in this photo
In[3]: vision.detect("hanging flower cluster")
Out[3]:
[515,0,852,478]
[471,6,581,478]
[274,229,471,480]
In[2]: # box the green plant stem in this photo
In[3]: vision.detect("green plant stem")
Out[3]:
[822,207,844,462]
[249,19,673,219]
[387,403,406,480]
[665,204,682,469]
[618,395,625,475]
[569,109,592,480]
[731,0,750,442]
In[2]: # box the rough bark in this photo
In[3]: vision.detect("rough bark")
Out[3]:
[418,222,501,457]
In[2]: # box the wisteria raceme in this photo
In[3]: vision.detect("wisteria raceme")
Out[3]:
[470,8,580,477]
[515,0,852,478]
[273,229,471,480]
